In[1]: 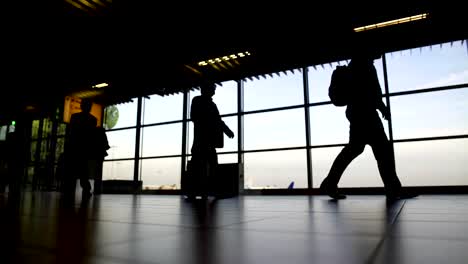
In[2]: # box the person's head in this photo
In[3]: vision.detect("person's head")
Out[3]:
[80,99,93,113]
[200,83,216,97]
[350,38,381,66]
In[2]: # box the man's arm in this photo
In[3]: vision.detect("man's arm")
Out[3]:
[372,66,390,120]
[221,121,234,138]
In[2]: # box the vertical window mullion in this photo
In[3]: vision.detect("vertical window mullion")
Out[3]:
[133,97,143,191]
[238,80,244,193]
[303,67,313,189]
[181,88,189,185]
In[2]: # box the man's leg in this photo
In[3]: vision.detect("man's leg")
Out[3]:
[80,176,92,199]
[321,143,365,194]
[321,118,367,199]
[369,117,417,200]
[80,160,92,199]
[370,128,402,196]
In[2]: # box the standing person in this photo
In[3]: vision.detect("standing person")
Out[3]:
[64,99,97,200]
[320,48,418,201]
[187,83,234,200]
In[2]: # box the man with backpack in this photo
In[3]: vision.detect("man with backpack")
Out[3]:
[321,47,418,201]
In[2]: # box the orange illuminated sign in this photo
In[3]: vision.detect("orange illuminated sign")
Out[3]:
[63,96,103,126]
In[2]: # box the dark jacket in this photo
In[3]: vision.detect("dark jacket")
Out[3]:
[190,95,226,152]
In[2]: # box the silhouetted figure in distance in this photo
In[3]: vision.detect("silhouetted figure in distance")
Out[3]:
[187,83,234,201]
[64,99,97,200]
[320,48,418,201]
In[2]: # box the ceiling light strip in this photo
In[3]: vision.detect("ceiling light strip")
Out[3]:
[354,13,428,32]
[198,51,252,67]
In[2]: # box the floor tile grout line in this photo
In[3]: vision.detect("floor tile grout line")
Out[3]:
[365,200,406,264]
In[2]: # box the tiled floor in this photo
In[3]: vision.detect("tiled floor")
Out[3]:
[1,192,468,264]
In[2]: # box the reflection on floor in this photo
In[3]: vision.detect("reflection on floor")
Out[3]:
[1,192,468,264]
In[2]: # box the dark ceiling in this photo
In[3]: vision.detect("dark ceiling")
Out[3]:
[1,1,467,122]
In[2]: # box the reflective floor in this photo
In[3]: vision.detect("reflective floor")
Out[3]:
[1,192,468,264]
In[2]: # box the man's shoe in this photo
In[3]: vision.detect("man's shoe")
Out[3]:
[326,191,347,200]
[386,191,419,201]
[320,184,346,200]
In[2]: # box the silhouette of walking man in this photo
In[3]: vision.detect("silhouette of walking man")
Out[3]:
[187,83,234,200]
[65,99,97,200]
[320,48,418,201]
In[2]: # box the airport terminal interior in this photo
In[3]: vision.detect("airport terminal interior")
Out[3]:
[1,1,468,263]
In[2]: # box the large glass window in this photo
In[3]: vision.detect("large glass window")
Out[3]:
[40,140,48,162]
[103,99,138,130]
[102,160,134,181]
[309,105,390,146]
[189,80,238,115]
[244,150,308,189]
[394,139,468,186]
[105,129,136,160]
[218,153,238,164]
[0,125,7,141]
[391,88,468,139]
[140,157,181,190]
[310,105,349,146]
[30,141,37,162]
[140,123,182,157]
[31,120,40,139]
[244,108,306,150]
[244,70,304,111]
[55,137,65,162]
[142,93,183,124]
[42,118,53,138]
[311,146,384,188]
[386,41,468,93]
[57,123,67,136]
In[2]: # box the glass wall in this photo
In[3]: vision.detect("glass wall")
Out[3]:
[103,100,138,130]
[390,88,468,139]
[97,39,468,191]
[394,139,468,186]
[0,125,7,141]
[386,43,468,93]
[244,70,304,111]
[142,93,183,124]
[386,40,468,186]
[102,99,138,182]
[140,157,181,190]
[140,123,182,157]
[244,150,308,189]
[21,116,67,190]
[244,108,306,150]
[102,160,134,181]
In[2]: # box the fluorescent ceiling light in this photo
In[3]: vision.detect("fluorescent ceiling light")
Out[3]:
[93,83,108,88]
[354,13,429,32]
[197,51,252,67]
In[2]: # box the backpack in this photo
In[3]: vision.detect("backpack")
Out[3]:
[328,65,350,106]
